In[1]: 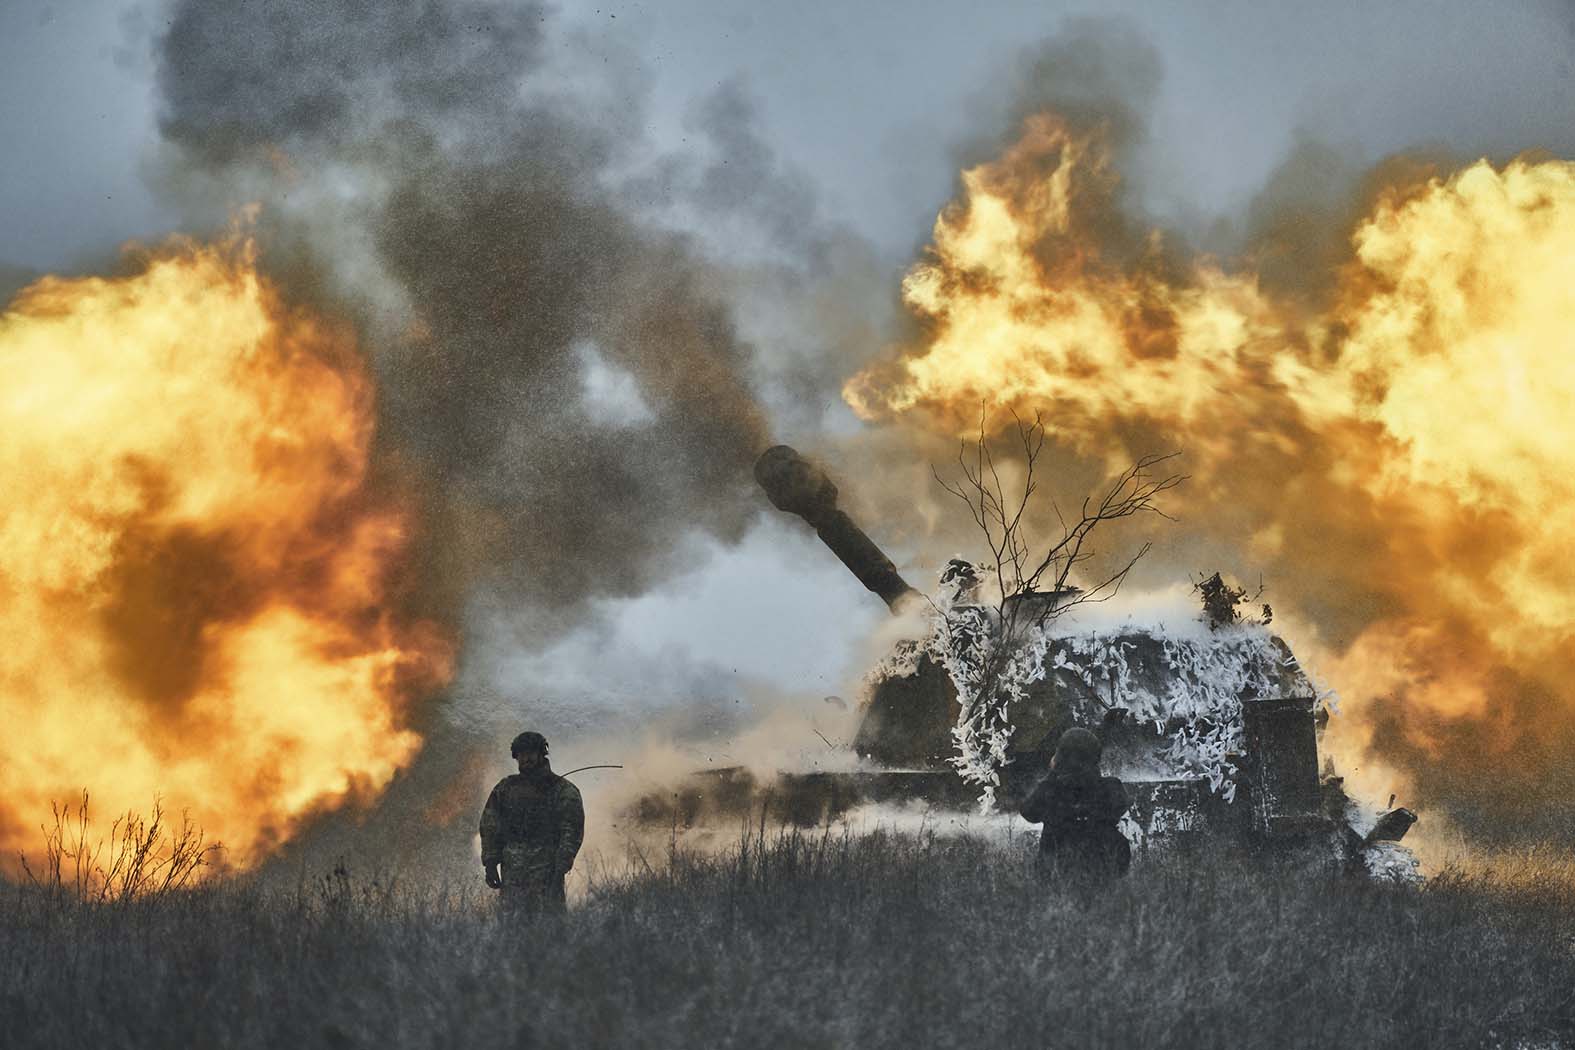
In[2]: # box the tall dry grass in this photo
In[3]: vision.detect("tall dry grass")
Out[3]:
[14,792,218,904]
[2,826,1572,1049]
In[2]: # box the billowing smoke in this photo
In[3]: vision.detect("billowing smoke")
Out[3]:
[11,6,1573,878]
[157,0,770,623]
[139,0,821,870]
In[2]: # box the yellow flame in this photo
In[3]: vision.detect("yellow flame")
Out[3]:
[1323,161,1575,655]
[846,116,1284,442]
[0,238,452,869]
[848,115,1575,792]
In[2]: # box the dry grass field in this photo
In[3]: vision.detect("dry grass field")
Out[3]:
[4,827,1574,1050]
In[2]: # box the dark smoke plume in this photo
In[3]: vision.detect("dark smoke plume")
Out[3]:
[158,0,776,621]
[154,0,798,870]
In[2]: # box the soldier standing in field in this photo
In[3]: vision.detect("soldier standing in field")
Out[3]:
[1020,726,1131,884]
[480,731,585,915]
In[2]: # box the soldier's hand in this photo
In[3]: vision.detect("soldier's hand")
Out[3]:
[484,863,502,889]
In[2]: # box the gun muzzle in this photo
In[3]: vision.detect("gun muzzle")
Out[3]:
[754,445,918,612]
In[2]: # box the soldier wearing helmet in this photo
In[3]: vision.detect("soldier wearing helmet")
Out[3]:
[1020,727,1131,883]
[479,731,585,914]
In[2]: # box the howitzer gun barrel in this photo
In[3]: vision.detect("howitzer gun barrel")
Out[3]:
[754,445,918,612]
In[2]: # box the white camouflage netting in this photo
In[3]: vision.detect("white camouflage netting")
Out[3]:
[878,570,1332,810]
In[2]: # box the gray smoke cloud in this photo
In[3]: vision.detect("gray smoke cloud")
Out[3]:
[152,0,863,874]
[0,263,37,308]
[158,0,774,622]
[986,15,1162,162]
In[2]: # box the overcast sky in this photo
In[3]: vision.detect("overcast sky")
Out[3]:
[6,0,1575,736]
[7,0,1575,273]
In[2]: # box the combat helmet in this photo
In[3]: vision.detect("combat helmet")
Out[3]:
[510,731,549,758]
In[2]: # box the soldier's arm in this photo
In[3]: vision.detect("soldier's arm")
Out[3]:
[479,783,505,866]
[556,782,585,875]
[1020,777,1054,824]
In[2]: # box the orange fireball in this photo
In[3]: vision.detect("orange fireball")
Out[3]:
[0,238,453,870]
[848,116,1575,827]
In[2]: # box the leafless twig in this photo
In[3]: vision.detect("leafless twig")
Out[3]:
[933,406,1185,719]
[17,791,220,904]
[935,407,1185,634]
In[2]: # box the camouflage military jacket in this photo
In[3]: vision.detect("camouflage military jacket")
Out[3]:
[479,771,585,881]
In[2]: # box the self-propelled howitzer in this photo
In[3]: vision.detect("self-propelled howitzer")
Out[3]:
[637,446,1418,876]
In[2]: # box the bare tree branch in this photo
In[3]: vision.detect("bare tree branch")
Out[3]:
[933,410,1187,771]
